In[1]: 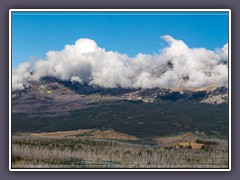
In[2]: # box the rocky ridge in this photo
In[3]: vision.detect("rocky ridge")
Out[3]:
[12,77,228,116]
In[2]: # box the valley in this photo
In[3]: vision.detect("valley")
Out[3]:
[11,79,229,168]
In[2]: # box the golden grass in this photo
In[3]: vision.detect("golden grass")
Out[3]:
[153,133,205,149]
[30,129,139,141]
[31,129,92,138]
[175,142,204,149]
[154,132,195,145]
[86,129,139,140]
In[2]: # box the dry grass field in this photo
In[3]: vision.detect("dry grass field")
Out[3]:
[31,129,92,138]
[12,129,228,169]
[30,129,139,140]
[154,133,195,144]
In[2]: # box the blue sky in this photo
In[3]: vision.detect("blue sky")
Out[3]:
[11,11,229,68]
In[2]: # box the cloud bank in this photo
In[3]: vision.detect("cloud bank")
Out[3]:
[12,35,228,91]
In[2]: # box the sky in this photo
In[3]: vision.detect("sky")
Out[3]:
[11,11,229,68]
[11,11,229,91]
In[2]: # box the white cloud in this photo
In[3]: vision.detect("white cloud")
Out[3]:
[70,76,84,84]
[12,62,33,90]
[12,35,229,91]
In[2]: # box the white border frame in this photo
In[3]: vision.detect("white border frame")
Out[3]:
[9,9,231,172]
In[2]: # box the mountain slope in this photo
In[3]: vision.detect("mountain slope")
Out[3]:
[11,78,229,138]
[12,78,228,115]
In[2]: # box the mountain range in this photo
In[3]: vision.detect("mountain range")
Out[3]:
[12,77,228,116]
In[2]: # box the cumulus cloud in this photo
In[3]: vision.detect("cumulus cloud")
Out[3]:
[12,35,229,91]
[12,62,33,90]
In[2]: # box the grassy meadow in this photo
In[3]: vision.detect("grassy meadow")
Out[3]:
[12,130,228,169]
